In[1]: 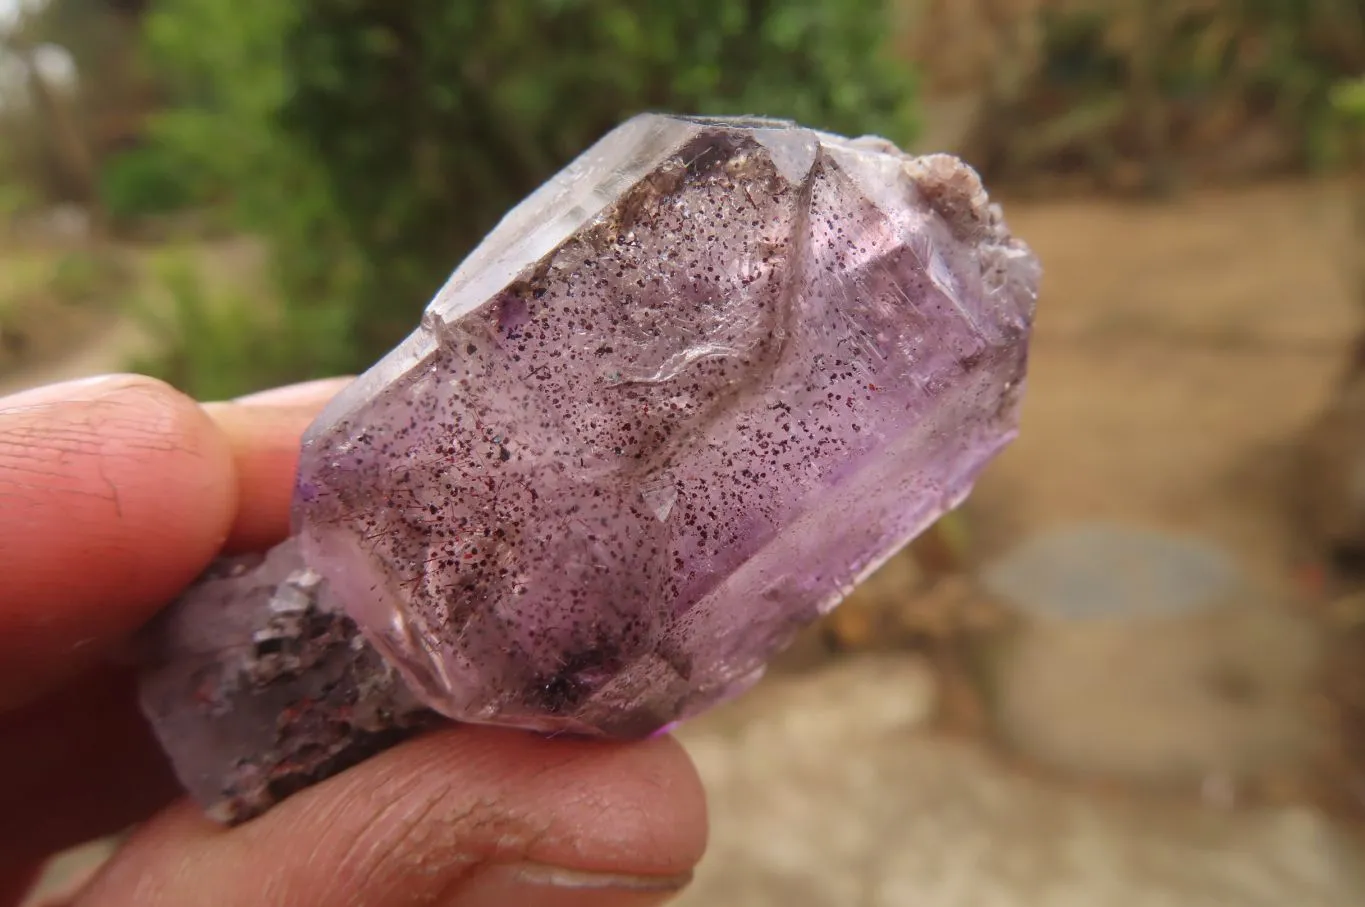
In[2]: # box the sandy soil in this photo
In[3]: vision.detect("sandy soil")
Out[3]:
[973,180,1359,572]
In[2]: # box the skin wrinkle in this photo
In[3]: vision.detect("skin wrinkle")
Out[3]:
[530,763,669,864]
[0,387,204,515]
[259,866,292,907]
[222,739,477,905]
[271,734,691,905]
[320,771,459,902]
[585,801,658,866]
[550,762,675,865]
[545,786,615,859]
[343,792,466,906]
[46,692,704,905]
[2,397,190,452]
[242,759,540,907]
[468,794,553,860]
[95,435,124,519]
[114,854,165,907]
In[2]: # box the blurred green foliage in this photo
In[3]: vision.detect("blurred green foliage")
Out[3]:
[0,181,37,226]
[1331,76,1365,146]
[98,145,207,225]
[0,133,33,223]
[1326,75,1365,310]
[135,0,920,397]
[127,250,353,400]
[47,248,129,305]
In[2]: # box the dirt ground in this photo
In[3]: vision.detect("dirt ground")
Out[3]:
[973,179,1358,570]
[976,180,1365,826]
[13,180,1365,904]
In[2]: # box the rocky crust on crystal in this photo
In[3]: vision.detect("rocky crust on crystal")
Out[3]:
[137,540,433,822]
[292,114,1039,736]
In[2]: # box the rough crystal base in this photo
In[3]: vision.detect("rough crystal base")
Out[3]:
[137,540,434,822]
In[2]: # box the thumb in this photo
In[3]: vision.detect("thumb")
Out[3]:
[72,727,706,907]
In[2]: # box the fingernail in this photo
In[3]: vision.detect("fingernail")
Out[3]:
[230,377,354,407]
[451,863,692,907]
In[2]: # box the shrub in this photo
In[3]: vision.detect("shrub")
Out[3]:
[98,143,206,225]
[981,0,1365,185]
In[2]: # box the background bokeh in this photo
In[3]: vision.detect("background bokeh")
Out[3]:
[7,2,1365,905]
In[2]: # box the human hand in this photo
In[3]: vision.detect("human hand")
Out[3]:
[0,374,706,907]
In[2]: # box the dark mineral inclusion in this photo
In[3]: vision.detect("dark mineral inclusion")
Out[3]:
[138,113,1040,822]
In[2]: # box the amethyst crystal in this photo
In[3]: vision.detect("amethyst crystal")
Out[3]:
[140,113,1038,818]
[294,114,1037,734]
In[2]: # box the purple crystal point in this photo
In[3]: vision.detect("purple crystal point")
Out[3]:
[293,114,1039,736]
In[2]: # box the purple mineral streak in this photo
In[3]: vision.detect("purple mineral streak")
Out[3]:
[139,114,1039,820]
